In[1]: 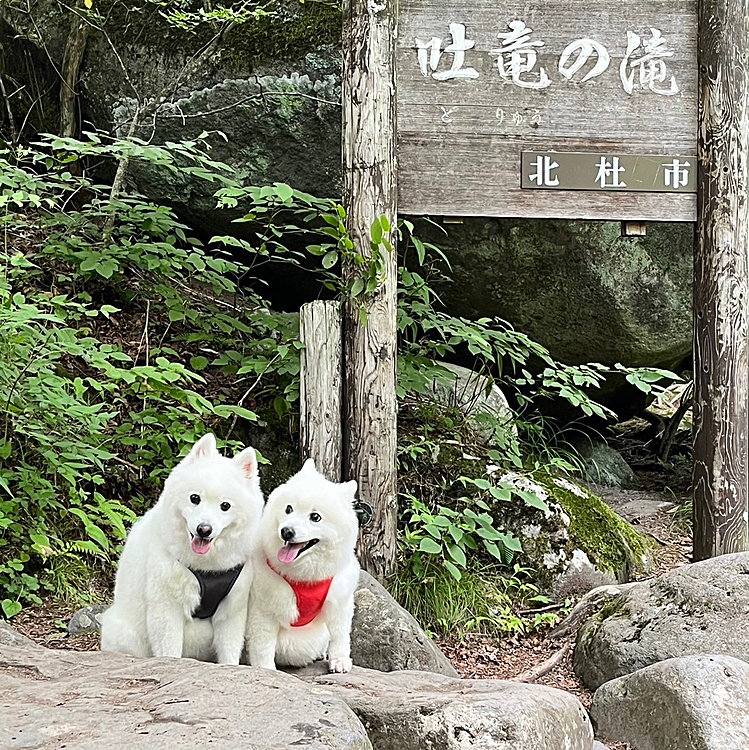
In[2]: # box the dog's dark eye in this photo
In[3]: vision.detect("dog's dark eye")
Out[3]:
[285,505,293,514]
[309,512,321,523]
[190,494,201,505]
[221,502,231,512]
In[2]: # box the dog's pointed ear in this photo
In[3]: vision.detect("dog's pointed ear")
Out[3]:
[233,446,258,481]
[300,458,317,475]
[341,479,357,497]
[184,433,217,463]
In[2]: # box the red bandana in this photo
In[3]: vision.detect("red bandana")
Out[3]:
[267,560,333,627]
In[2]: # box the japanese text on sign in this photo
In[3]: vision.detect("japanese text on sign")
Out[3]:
[521,152,696,192]
[416,21,679,95]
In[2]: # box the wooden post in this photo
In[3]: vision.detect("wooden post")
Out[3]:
[342,0,398,579]
[692,0,749,560]
[299,301,343,482]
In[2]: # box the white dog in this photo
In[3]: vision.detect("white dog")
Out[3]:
[100,433,263,664]
[246,459,360,673]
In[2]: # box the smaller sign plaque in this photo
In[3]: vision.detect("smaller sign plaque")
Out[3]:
[521,152,697,193]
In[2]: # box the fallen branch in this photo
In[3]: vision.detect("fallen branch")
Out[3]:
[548,581,644,640]
[511,643,571,683]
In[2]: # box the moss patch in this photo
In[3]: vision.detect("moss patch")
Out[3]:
[86,0,340,71]
[222,1,341,70]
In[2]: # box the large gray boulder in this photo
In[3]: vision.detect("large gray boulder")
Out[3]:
[420,218,692,375]
[427,362,515,444]
[494,473,650,596]
[307,665,595,750]
[574,552,749,690]
[1,639,372,749]
[568,436,639,489]
[590,655,749,750]
[2,631,595,750]
[0,0,342,232]
[350,570,458,676]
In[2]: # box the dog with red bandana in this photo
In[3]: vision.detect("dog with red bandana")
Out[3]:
[246,459,360,673]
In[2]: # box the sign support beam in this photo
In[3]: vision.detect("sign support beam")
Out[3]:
[342,0,399,580]
[692,0,749,559]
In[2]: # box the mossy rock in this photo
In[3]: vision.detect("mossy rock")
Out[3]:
[493,472,651,596]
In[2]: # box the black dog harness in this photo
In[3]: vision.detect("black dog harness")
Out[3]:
[188,564,244,619]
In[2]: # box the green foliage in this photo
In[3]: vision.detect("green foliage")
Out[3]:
[389,559,553,638]
[392,227,680,626]
[216,182,394,311]
[0,135,299,615]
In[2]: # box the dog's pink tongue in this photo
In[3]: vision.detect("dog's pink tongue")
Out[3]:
[191,537,211,555]
[278,543,303,564]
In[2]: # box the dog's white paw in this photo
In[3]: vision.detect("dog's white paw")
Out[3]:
[328,656,352,673]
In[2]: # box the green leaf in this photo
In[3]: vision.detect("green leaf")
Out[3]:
[489,486,511,501]
[274,183,294,202]
[444,559,462,581]
[446,543,466,567]
[370,217,383,244]
[516,490,549,513]
[85,524,110,551]
[499,533,523,553]
[1,599,21,618]
[482,539,506,562]
[424,524,442,539]
[190,356,209,371]
[322,251,338,269]
[419,537,442,554]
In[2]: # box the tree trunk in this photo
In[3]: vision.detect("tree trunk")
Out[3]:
[693,0,749,560]
[59,14,89,139]
[299,301,343,482]
[342,0,398,580]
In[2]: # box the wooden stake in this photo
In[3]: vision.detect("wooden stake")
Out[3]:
[342,0,398,579]
[299,301,343,482]
[693,0,749,559]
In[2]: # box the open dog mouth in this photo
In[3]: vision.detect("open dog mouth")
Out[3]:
[277,539,318,564]
[190,533,213,556]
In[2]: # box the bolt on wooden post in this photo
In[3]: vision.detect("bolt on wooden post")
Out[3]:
[692,0,749,559]
[341,0,398,580]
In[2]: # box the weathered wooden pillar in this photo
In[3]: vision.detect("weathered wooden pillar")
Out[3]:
[299,301,343,482]
[692,0,749,559]
[341,0,398,579]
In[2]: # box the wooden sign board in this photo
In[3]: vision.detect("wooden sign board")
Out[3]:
[397,0,698,221]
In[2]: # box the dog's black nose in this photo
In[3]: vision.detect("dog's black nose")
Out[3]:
[280,526,295,542]
[196,523,212,539]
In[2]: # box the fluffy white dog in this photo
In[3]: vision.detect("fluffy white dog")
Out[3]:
[246,459,360,673]
[100,433,263,664]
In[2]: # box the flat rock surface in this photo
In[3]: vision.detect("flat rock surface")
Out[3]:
[1,640,371,749]
[590,654,749,750]
[574,552,749,689]
[305,666,595,750]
